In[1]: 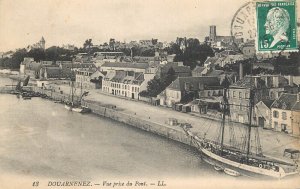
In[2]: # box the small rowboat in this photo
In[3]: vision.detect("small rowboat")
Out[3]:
[214,165,224,171]
[224,168,241,177]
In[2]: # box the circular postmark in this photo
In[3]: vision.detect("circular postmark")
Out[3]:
[231,1,256,45]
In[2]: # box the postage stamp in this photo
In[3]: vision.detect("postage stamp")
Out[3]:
[256,1,298,53]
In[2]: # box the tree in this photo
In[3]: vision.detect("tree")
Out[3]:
[27,48,46,62]
[165,38,214,70]
[162,67,176,86]
[141,48,155,56]
[143,67,178,97]
[145,77,164,97]
[10,48,27,68]
[83,39,93,53]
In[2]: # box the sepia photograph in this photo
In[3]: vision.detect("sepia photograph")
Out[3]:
[0,0,299,188]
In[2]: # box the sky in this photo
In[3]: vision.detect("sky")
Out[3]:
[0,0,297,52]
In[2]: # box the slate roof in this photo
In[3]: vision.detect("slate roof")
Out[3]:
[160,64,191,74]
[204,57,219,65]
[230,76,266,89]
[101,62,149,69]
[104,70,145,85]
[292,101,300,111]
[222,54,245,63]
[61,63,95,69]
[253,63,274,70]
[192,66,205,74]
[45,67,61,78]
[261,99,275,108]
[167,76,220,91]
[25,62,42,71]
[271,93,298,110]
[206,70,224,77]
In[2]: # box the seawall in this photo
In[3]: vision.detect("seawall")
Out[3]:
[81,99,197,148]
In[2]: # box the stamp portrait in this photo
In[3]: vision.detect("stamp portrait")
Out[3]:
[256,1,298,52]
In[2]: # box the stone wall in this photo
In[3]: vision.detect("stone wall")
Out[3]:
[82,99,196,148]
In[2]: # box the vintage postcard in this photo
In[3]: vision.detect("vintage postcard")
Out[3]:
[0,0,299,189]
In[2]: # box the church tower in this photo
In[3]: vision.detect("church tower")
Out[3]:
[209,25,217,42]
[40,37,45,49]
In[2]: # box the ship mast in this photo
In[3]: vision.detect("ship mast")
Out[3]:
[219,77,230,153]
[220,87,228,153]
[246,89,254,161]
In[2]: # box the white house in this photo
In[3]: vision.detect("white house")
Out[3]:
[102,70,155,100]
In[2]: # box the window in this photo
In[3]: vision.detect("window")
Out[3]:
[282,112,287,120]
[233,91,236,98]
[239,92,242,98]
[208,91,211,96]
[273,110,279,118]
[270,91,274,99]
[245,92,248,99]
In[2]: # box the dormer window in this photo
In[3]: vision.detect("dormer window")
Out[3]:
[282,102,287,110]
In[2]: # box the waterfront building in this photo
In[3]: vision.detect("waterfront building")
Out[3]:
[228,76,268,124]
[102,70,155,100]
[158,76,221,107]
[254,100,274,129]
[270,93,300,136]
[228,75,297,124]
[75,68,105,89]
[291,94,300,136]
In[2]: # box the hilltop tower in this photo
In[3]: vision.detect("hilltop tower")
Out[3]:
[209,25,217,42]
[40,37,45,49]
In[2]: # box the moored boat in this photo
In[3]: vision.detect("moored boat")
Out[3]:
[224,168,241,177]
[183,85,299,179]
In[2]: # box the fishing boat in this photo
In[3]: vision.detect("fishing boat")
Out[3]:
[64,71,91,113]
[184,86,299,179]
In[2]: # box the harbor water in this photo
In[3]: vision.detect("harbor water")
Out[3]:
[0,76,222,180]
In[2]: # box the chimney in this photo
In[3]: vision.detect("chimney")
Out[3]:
[239,63,243,80]
[254,77,258,88]
[264,76,268,87]
[288,75,293,86]
[272,76,279,88]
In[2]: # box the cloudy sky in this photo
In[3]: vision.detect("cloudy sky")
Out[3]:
[0,0,296,51]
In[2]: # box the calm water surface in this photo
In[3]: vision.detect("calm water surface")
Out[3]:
[0,76,225,180]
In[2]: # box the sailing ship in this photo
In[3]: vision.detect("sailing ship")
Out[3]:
[64,72,91,113]
[183,86,299,179]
